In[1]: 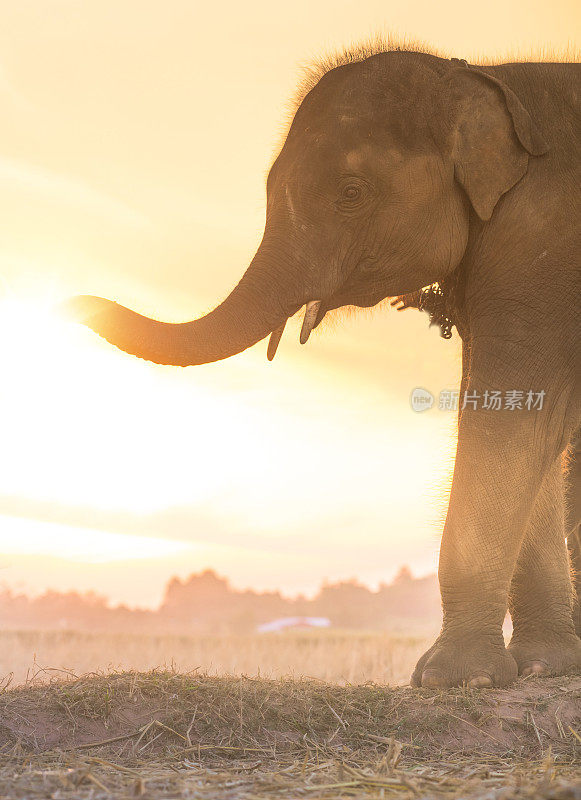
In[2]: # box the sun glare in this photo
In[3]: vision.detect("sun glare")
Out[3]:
[0,292,212,513]
[0,291,450,593]
[0,292,305,519]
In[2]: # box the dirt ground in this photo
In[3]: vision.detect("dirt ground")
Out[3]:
[0,671,579,799]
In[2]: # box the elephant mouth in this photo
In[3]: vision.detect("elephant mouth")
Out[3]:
[267,261,467,361]
[266,292,381,361]
[266,299,323,361]
[267,254,392,360]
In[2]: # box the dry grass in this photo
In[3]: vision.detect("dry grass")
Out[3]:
[1,634,579,798]
[0,629,433,688]
[0,670,579,799]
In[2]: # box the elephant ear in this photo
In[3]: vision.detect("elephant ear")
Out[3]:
[445,65,549,221]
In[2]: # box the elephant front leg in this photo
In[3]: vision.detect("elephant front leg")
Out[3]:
[412,417,521,687]
[508,459,581,675]
[412,351,576,688]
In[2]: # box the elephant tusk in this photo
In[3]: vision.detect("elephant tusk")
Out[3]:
[299,300,322,345]
[267,320,287,361]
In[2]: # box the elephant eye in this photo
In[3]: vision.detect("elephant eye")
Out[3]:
[342,184,361,201]
[337,179,371,211]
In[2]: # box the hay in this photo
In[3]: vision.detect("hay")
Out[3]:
[0,671,579,798]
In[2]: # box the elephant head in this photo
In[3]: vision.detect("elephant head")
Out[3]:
[64,50,548,365]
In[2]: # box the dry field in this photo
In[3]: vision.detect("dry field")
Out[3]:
[0,632,579,799]
[0,671,579,799]
[0,629,434,688]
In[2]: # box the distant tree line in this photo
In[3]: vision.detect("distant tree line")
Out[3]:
[0,567,441,634]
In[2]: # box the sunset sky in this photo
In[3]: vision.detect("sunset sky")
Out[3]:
[0,0,578,607]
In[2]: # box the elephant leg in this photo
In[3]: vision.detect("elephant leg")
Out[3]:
[507,459,581,675]
[411,340,579,688]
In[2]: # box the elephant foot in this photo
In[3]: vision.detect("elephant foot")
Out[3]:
[508,632,581,677]
[411,632,518,688]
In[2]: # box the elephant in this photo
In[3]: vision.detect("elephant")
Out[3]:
[64,45,581,688]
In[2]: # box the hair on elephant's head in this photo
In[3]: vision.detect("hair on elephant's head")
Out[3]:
[64,45,548,365]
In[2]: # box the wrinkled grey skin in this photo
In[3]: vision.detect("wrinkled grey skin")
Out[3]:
[65,49,581,687]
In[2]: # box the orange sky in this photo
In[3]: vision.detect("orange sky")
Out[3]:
[0,0,578,607]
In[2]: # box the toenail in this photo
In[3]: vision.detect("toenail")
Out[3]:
[467,674,493,689]
[421,669,447,688]
[521,661,548,677]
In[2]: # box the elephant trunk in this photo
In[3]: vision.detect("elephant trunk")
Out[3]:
[63,240,302,366]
